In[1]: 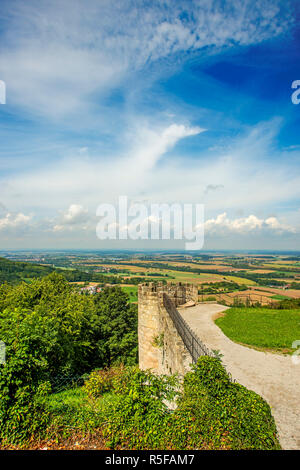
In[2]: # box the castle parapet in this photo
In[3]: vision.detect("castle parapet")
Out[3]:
[138,282,198,372]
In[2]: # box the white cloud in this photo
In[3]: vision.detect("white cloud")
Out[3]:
[0,118,299,245]
[61,204,89,224]
[0,0,292,118]
[53,204,90,232]
[1,119,300,217]
[0,212,32,231]
[0,122,203,209]
[203,212,296,235]
[130,123,205,173]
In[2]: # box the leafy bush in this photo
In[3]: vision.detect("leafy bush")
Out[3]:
[173,357,280,450]
[0,347,51,444]
[269,298,300,309]
[44,386,110,438]
[83,365,127,398]
[100,358,280,450]
[187,356,230,397]
[104,367,179,449]
[93,287,138,366]
[0,274,138,445]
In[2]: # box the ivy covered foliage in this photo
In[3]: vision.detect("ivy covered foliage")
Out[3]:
[0,273,137,444]
[85,358,280,450]
[0,273,280,449]
[173,357,280,450]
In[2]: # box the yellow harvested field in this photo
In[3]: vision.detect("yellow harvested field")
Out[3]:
[230,289,273,298]
[249,269,275,274]
[254,286,300,299]
[69,281,99,286]
[223,275,256,285]
[213,289,277,305]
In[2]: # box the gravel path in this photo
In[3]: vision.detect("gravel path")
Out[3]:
[179,303,300,450]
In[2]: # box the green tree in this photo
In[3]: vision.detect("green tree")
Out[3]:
[93,286,138,366]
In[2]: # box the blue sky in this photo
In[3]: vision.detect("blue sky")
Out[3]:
[0,0,299,250]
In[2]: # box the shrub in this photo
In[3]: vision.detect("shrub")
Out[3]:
[0,348,51,444]
[188,356,231,397]
[173,357,280,450]
[104,368,179,449]
[99,358,280,450]
[225,383,280,449]
[0,275,139,445]
[83,365,127,398]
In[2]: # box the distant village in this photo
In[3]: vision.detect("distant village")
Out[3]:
[79,285,103,294]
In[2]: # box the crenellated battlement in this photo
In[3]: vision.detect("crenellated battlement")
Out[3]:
[138,281,198,306]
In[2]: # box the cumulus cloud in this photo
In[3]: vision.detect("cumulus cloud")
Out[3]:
[0,117,299,246]
[202,212,296,235]
[61,204,89,224]
[0,0,292,117]
[53,204,90,232]
[0,212,32,231]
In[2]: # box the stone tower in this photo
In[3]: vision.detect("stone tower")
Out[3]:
[138,282,198,373]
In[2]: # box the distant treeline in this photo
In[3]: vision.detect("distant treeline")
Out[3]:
[0,257,167,286]
[0,257,121,285]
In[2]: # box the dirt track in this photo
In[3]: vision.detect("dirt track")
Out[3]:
[179,303,300,450]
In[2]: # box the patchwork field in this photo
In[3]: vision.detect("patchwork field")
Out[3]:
[211,290,277,305]
[4,251,300,307]
[254,286,300,299]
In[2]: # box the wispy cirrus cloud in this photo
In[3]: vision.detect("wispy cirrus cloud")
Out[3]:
[0,122,203,210]
[0,0,298,250]
[1,118,300,218]
[0,0,293,118]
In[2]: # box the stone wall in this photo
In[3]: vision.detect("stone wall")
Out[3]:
[138,282,197,374]
[138,284,161,370]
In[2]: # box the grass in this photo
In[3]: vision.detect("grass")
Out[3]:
[215,307,300,353]
[45,386,116,434]
[271,294,292,301]
[120,285,138,302]
[164,270,257,286]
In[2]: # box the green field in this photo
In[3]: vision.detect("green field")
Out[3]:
[163,270,257,285]
[215,307,300,353]
[121,285,138,302]
[46,386,116,434]
[271,294,292,301]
